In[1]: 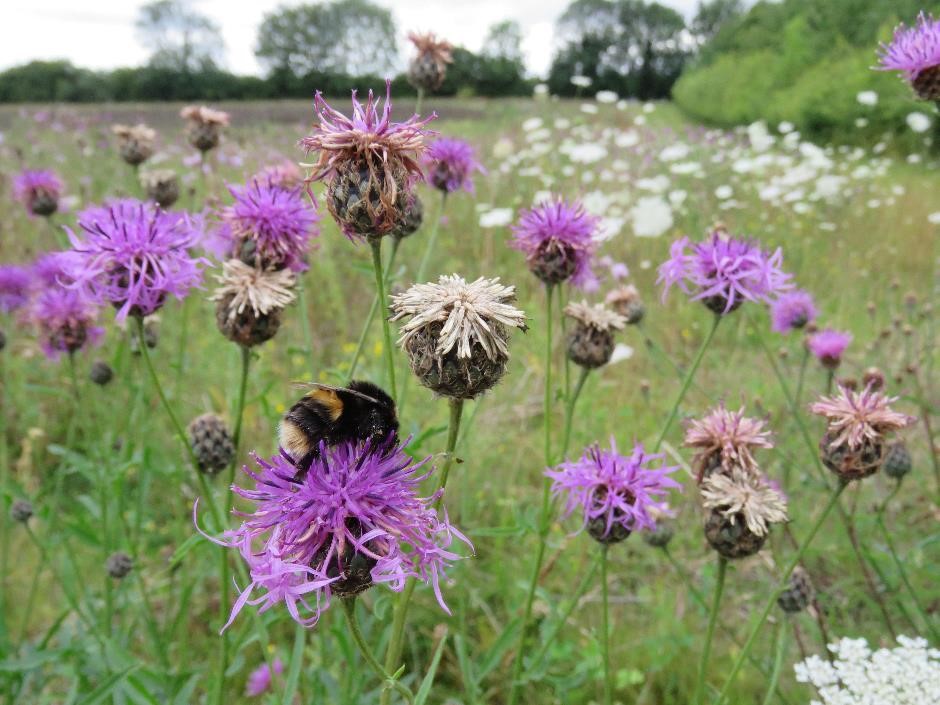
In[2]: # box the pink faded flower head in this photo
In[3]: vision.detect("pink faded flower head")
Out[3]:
[684,403,773,482]
[29,286,103,359]
[209,437,470,630]
[807,328,852,369]
[66,199,206,321]
[254,160,303,189]
[511,197,600,288]
[423,137,485,193]
[546,438,681,543]
[13,169,63,217]
[245,658,284,697]
[877,12,940,98]
[810,385,915,452]
[770,289,817,333]
[180,105,230,126]
[0,265,33,313]
[215,178,320,272]
[299,79,434,186]
[657,231,793,314]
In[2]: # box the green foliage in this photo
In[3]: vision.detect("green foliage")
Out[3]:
[674,0,940,145]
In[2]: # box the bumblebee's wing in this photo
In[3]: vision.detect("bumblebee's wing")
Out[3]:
[289,381,381,406]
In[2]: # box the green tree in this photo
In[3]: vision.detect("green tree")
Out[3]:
[691,0,745,46]
[482,20,524,64]
[135,0,224,72]
[255,0,397,77]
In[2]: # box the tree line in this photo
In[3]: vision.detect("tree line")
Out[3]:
[0,0,742,103]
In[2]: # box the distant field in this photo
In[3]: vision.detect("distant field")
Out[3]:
[1,96,937,703]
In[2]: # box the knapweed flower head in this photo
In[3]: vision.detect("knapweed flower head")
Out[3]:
[424,137,484,193]
[66,199,206,321]
[299,79,435,239]
[807,328,851,369]
[794,635,940,705]
[112,123,157,166]
[547,439,680,544]
[700,466,788,538]
[390,275,528,399]
[212,437,469,629]
[29,285,103,359]
[563,300,626,368]
[180,105,229,152]
[140,169,180,209]
[605,283,645,324]
[684,403,773,482]
[254,160,303,189]
[210,259,297,347]
[246,658,284,697]
[13,169,63,217]
[0,265,33,313]
[216,178,320,272]
[657,230,792,314]
[810,385,914,453]
[32,251,78,287]
[511,197,599,288]
[770,289,817,333]
[180,105,230,126]
[877,13,940,100]
[408,32,454,92]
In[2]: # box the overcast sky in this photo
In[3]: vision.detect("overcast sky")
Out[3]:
[0,0,704,78]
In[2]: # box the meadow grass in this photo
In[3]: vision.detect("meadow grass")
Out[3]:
[0,96,937,703]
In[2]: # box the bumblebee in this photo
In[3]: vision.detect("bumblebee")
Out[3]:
[278,380,398,471]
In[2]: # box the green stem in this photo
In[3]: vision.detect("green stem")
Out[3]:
[527,556,600,673]
[415,192,446,285]
[600,545,612,705]
[348,239,401,382]
[793,346,809,411]
[653,315,720,452]
[560,367,590,460]
[414,88,425,117]
[297,277,316,373]
[370,239,396,398]
[381,398,464,704]
[342,599,413,705]
[510,286,582,705]
[282,623,306,705]
[761,622,789,705]
[714,481,847,704]
[694,557,727,705]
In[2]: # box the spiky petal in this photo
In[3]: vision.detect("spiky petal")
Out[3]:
[810,385,915,451]
[684,403,773,481]
[700,467,788,538]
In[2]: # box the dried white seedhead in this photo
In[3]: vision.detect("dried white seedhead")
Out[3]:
[700,466,788,538]
[563,300,626,332]
[390,274,527,361]
[210,259,297,321]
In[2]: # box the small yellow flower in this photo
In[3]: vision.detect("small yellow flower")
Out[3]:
[275,402,285,414]
[373,341,383,357]
[342,342,356,354]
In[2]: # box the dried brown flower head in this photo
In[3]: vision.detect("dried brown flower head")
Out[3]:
[700,467,788,538]
[684,403,773,482]
[810,385,915,451]
[112,123,157,165]
[563,300,627,332]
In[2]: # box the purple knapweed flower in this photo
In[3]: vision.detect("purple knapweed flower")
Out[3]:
[0,265,33,313]
[29,286,103,359]
[32,251,79,288]
[423,137,484,193]
[215,178,320,272]
[246,658,284,697]
[657,230,792,314]
[299,79,435,239]
[770,289,818,333]
[207,437,470,630]
[807,328,852,370]
[878,12,940,100]
[511,197,599,288]
[13,169,63,217]
[547,438,681,544]
[66,200,206,321]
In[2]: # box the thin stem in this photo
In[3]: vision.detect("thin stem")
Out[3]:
[414,88,425,117]
[282,623,306,705]
[694,557,727,705]
[527,557,600,673]
[794,346,809,410]
[560,367,591,460]
[911,373,940,499]
[600,545,612,705]
[297,277,316,373]
[653,315,720,452]
[381,397,464,704]
[370,239,397,398]
[348,238,401,382]
[714,481,847,704]
[415,192,446,285]
[761,622,789,705]
[341,599,413,705]
[507,285,557,705]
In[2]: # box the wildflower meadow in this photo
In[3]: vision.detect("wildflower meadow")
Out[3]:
[0,8,938,705]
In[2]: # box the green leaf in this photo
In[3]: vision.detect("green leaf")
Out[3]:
[0,650,65,672]
[476,618,522,682]
[168,533,205,568]
[453,634,478,702]
[76,664,140,705]
[282,625,306,705]
[414,630,448,705]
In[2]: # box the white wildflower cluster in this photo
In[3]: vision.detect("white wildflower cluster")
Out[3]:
[794,636,940,705]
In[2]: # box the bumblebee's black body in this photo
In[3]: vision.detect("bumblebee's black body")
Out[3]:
[279,380,398,472]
